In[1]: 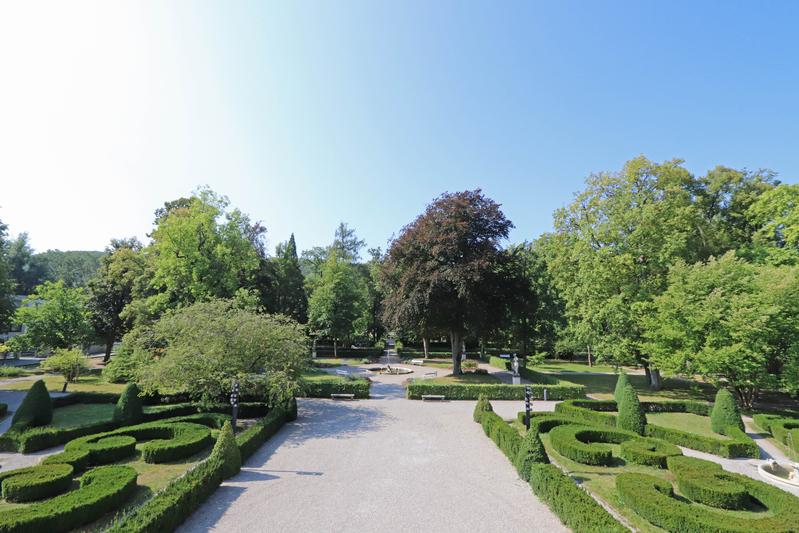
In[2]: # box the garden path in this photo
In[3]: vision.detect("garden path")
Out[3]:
[178,371,566,533]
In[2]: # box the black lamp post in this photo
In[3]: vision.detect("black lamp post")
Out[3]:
[230,380,240,432]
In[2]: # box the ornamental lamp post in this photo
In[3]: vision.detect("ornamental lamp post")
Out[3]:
[230,380,240,433]
[524,385,532,430]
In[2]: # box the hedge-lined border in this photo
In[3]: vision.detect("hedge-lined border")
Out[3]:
[549,424,637,466]
[644,423,759,458]
[617,455,799,532]
[108,402,294,532]
[301,379,370,399]
[753,413,799,454]
[407,381,584,400]
[474,401,627,532]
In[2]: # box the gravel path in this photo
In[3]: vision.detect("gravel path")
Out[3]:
[178,377,567,533]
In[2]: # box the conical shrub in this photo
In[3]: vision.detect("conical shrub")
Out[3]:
[514,428,549,480]
[213,421,241,479]
[113,383,143,425]
[710,388,744,435]
[474,394,493,422]
[617,384,646,435]
[614,371,631,404]
[12,379,52,427]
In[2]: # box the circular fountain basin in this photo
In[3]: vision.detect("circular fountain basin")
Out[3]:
[368,366,413,375]
[758,461,799,487]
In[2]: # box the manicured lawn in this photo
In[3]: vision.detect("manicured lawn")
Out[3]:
[301,370,368,383]
[402,358,453,369]
[543,372,716,402]
[312,358,363,367]
[531,360,632,374]
[0,375,125,394]
[429,373,501,384]
[646,412,730,439]
[51,403,116,428]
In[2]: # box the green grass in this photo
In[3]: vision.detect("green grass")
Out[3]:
[301,370,367,383]
[50,403,117,428]
[402,357,453,369]
[428,372,501,384]
[531,360,631,374]
[540,372,715,402]
[0,375,125,394]
[312,358,362,367]
[646,412,730,439]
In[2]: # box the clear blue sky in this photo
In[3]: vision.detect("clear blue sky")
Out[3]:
[1,1,797,254]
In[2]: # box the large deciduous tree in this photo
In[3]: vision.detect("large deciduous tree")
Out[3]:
[0,219,15,329]
[642,252,799,408]
[307,251,365,356]
[381,190,514,374]
[87,239,147,362]
[265,234,308,323]
[11,280,93,351]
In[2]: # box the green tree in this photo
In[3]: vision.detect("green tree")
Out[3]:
[138,299,308,405]
[87,240,147,362]
[710,388,744,435]
[11,280,92,351]
[0,219,15,328]
[356,248,385,344]
[643,252,799,408]
[547,157,710,388]
[617,384,646,435]
[143,188,262,318]
[332,222,365,262]
[265,234,308,323]
[7,232,46,296]
[381,190,515,374]
[308,251,365,356]
[744,183,799,264]
[39,348,89,392]
[32,250,104,288]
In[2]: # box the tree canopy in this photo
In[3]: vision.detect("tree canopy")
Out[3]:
[11,280,93,351]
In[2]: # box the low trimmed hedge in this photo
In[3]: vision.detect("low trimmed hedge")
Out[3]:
[0,463,73,502]
[617,455,799,532]
[301,379,370,399]
[554,399,617,427]
[109,403,293,532]
[753,414,799,453]
[407,381,584,400]
[0,465,137,533]
[668,455,749,510]
[619,437,681,468]
[475,400,625,532]
[645,423,759,458]
[529,463,628,533]
[549,424,637,466]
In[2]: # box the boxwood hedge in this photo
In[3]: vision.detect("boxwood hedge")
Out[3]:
[644,423,759,458]
[617,455,799,532]
[619,437,681,468]
[549,424,637,466]
[0,463,73,503]
[301,379,370,399]
[407,381,584,400]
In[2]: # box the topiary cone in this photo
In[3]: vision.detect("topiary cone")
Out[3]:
[617,384,646,435]
[614,371,631,405]
[514,428,550,480]
[474,394,493,422]
[12,379,52,427]
[213,421,241,479]
[113,383,144,425]
[710,388,744,435]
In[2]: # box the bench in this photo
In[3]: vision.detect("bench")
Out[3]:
[421,395,446,401]
[331,393,355,400]
[335,370,349,376]
[410,359,425,366]
[422,371,437,379]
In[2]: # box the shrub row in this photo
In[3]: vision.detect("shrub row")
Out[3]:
[549,424,636,466]
[109,403,292,532]
[474,400,626,533]
[0,463,73,503]
[302,379,370,399]
[668,455,749,510]
[554,399,617,427]
[619,437,681,468]
[488,356,510,370]
[407,381,584,400]
[640,400,710,415]
[753,414,799,453]
[644,423,759,458]
[617,455,799,532]
[0,465,137,533]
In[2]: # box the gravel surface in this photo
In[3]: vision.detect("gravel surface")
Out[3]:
[179,377,567,533]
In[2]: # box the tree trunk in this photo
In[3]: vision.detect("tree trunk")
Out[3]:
[643,361,652,384]
[103,336,114,363]
[333,338,338,358]
[450,330,462,375]
[649,368,663,390]
[480,338,486,361]
[587,345,592,367]
[422,337,429,359]
[62,381,68,393]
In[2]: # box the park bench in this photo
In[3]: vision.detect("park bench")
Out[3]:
[421,395,445,401]
[410,359,425,365]
[330,393,355,400]
[335,370,349,376]
[422,371,437,379]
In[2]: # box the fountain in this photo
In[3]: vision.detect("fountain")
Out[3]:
[369,337,413,375]
[758,460,799,487]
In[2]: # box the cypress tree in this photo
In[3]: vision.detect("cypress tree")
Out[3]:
[514,428,549,480]
[614,371,631,404]
[12,379,52,427]
[113,383,143,424]
[710,388,744,435]
[617,384,646,435]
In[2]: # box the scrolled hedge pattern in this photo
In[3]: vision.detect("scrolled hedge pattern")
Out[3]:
[0,463,73,503]
[617,455,799,532]
[0,465,137,533]
[668,456,749,510]
[753,413,799,453]
[549,424,637,466]
[619,437,681,468]
[553,399,617,427]
[644,423,759,458]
